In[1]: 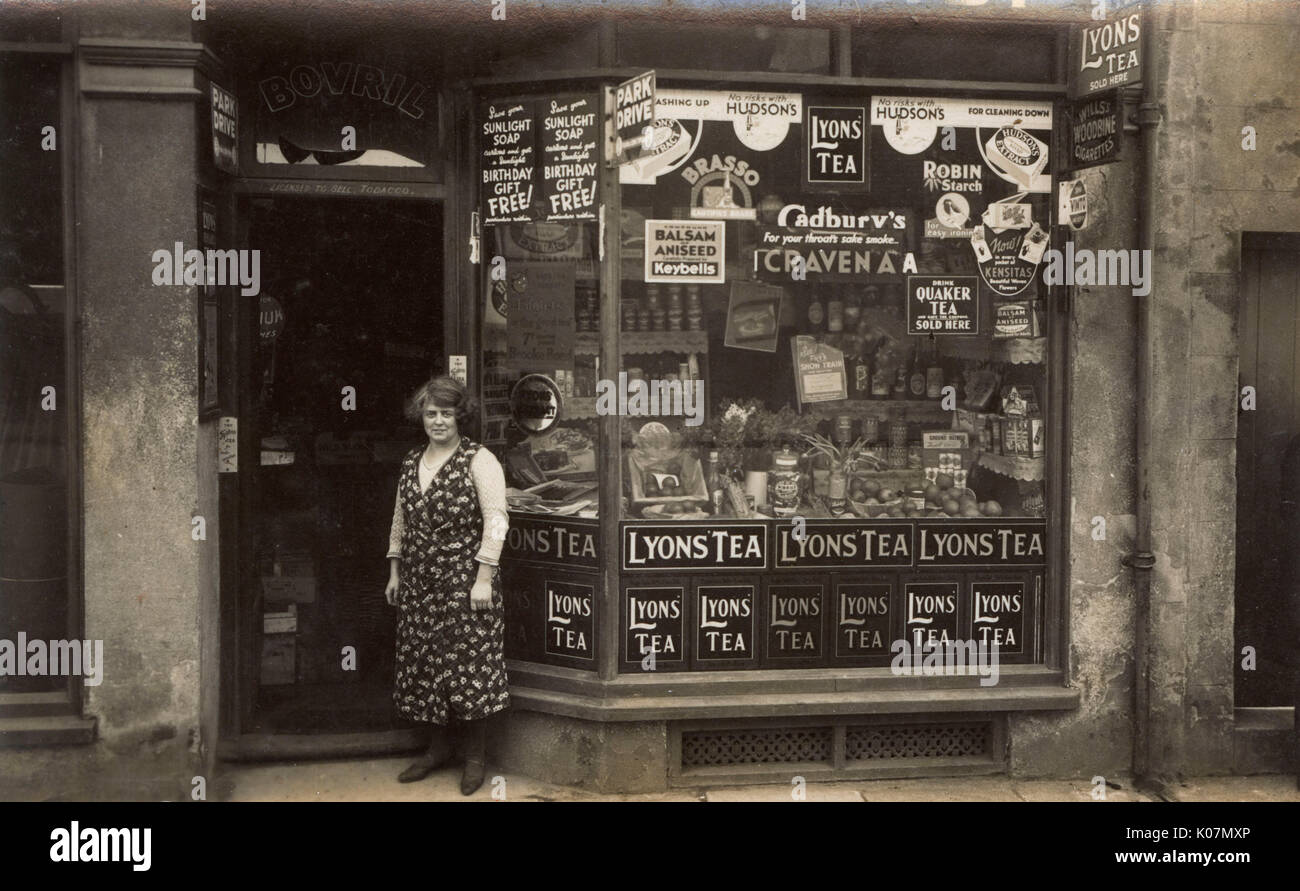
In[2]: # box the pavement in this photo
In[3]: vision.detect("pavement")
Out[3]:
[217,757,1300,802]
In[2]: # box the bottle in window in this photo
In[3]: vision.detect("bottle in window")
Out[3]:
[827,284,844,335]
[908,342,926,399]
[926,338,944,401]
[807,288,825,339]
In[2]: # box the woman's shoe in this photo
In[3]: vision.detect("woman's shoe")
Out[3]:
[459,720,487,795]
[398,728,451,783]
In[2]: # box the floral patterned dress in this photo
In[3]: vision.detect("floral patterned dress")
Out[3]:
[393,440,509,724]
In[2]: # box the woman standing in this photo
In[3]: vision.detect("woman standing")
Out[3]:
[384,376,509,794]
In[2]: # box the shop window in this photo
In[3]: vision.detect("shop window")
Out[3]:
[852,25,1059,84]
[617,24,831,75]
[483,220,601,513]
[0,56,70,692]
[617,90,1051,526]
[480,85,1054,673]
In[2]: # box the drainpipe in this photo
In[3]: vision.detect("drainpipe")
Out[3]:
[1126,8,1161,786]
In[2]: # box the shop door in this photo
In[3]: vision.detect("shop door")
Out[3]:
[1235,233,1300,707]
[235,195,444,734]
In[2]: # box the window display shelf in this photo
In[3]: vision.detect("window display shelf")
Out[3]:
[574,330,709,356]
[942,336,1046,365]
[806,399,950,420]
[975,450,1044,481]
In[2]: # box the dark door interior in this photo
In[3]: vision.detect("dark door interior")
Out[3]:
[238,195,443,734]
[1235,232,1300,707]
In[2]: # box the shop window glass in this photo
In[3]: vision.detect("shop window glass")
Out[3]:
[616,90,1051,525]
[852,25,1059,84]
[0,56,69,692]
[618,24,831,75]
[483,220,602,515]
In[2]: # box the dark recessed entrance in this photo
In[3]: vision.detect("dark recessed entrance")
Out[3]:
[240,195,442,734]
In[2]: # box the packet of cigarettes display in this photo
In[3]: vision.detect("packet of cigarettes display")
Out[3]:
[1018,222,1049,264]
[970,224,994,263]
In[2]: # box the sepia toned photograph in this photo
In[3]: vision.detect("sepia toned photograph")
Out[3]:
[0,0,1297,869]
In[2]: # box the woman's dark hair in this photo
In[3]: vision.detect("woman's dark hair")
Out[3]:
[404,376,477,430]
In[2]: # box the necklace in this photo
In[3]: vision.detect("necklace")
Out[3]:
[421,440,459,470]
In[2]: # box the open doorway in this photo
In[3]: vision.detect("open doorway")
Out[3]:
[241,196,443,733]
[1235,232,1300,707]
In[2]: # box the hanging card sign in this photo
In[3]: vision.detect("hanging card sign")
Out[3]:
[971,224,1046,297]
[1068,11,1143,98]
[805,103,868,190]
[791,335,848,406]
[907,275,979,335]
[1067,91,1123,171]
[539,94,598,220]
[481,100,536,223]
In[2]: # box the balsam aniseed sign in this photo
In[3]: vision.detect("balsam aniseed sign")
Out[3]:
[908,275,979,335]
[644,219,725,283]
[622,523,766,571]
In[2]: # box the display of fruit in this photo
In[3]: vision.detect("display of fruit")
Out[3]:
[961,503,982,517]
[935,473,954,490]
[878,487,895,502]
[861,479,881,498]
[958,495,978,511]
[924,483,942,502]
[941,498,960,515]
[982,500,1003,517]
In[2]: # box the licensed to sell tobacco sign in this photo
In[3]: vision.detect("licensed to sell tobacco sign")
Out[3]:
[907,275,979,335]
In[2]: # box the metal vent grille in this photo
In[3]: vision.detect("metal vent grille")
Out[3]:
[845,723,989,761]
[682,727,832,767]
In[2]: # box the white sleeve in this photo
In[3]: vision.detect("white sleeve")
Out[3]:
[470,448,509,566]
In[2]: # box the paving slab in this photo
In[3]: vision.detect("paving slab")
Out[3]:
[1165,775,1300,802]
[858,776,1023,802]
[705,784,864,802]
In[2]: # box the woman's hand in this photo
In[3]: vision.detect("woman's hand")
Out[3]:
[385,571,401,606]
[469,578,494,611]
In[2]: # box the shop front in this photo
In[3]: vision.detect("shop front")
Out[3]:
[477,50,1079,787]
